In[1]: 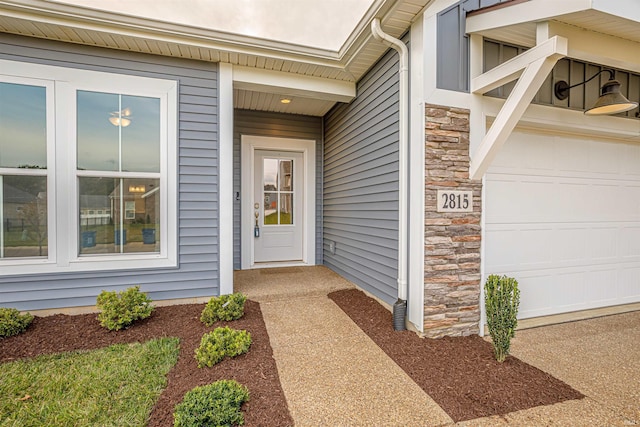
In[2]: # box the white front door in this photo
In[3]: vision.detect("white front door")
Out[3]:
[253,150,303,262]
[240,135,316,269]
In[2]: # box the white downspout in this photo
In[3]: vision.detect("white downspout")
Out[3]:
[371,19,409,307]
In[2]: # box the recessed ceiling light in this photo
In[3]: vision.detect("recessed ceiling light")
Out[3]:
[280,98,292,104]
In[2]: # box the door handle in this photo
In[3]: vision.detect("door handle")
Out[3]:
[254,204,260,237]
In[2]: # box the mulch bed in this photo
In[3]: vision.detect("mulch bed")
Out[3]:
[0,301,293,427]
[329,288,584,422]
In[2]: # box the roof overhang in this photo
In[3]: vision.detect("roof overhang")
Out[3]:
[0,0,433,116]
[467,0,640,73]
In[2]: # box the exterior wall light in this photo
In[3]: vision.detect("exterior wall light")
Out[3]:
[554,69,638,116]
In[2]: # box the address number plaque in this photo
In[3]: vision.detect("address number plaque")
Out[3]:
[436,190,473,213]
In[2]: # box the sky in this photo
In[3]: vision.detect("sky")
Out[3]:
[52,0,374,51]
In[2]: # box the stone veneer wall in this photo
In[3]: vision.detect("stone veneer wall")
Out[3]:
[423,104,482,338]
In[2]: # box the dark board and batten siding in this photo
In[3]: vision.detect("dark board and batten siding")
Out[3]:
[437,0,510,92]
[322,35,406,305]
[0,34,220,310]
[233,110,323,269]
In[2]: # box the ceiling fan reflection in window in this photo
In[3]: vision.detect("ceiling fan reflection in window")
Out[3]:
[108,107,132,127]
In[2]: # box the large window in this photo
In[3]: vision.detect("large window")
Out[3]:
[77,91,161,255]
[0,60,177,274]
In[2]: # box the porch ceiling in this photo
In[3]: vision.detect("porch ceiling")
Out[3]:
[0,0,432,116]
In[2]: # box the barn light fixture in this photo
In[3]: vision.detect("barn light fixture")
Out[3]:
[554,69,638,116]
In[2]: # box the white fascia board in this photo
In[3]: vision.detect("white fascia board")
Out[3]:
[547,21,640,74]
[466,0,591,34]
[471,36,567,95]
[481,96,640,142]
[233,66,356,103]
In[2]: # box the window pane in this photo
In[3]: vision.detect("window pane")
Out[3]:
[77,92,160,173]
[1,175,47,258]
[263,158,277,191]
[279,160,293,191]
[121,95,160,173]
[77,91,119,171]
[79,177,160,255]
[0,82,47,169]
[279,194,293,225]
[264,192,278,224]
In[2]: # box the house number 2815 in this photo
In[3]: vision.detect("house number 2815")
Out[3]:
[436,190,473,213]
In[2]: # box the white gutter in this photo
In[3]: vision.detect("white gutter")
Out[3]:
[371,18,408,302]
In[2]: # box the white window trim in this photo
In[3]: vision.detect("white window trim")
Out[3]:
[0,59,177,275]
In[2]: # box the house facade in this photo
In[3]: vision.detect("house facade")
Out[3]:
[1,0,638,337]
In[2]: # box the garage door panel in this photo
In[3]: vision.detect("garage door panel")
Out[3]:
[485,130,640,320]
[620,268,640,302]
[586,227,618,261]
[621,226,640,259]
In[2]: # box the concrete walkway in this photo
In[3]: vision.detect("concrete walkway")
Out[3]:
[235,266,640,427]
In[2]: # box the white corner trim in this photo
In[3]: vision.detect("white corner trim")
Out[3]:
[408,18,425,332]
[469,38,568,180]
[233,66,355,103]
[219,63,234,295]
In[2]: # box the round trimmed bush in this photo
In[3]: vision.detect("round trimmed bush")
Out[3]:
[173,380,249,427]
[200,293,247,326]
[195,327,252,368]
[0,307,34,338]
[96,286,154,331]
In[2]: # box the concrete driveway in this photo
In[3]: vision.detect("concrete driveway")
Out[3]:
[236,267,640,426]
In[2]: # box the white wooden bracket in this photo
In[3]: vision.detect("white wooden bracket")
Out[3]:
[469,36,568,179]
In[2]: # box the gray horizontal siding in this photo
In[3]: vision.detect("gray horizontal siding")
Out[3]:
[0,34,220,310]
[233,110,323,269]
[322,35,406,305]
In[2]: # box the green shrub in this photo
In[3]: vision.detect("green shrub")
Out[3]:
[195,327,251,368]
[200,293,247,325]
[484,274,521,362]
[96,286,154,331]
[0,308,34,339]
[174,380,249,427]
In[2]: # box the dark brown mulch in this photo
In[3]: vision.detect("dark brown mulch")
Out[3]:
[329,288,584,423]
[0,301,293,427]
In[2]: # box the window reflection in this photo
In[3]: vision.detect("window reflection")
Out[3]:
[1,176,48,258]
[0,82,47,169]
[262,157,294,226]
[77,91,160,173]
[78,177,160,255]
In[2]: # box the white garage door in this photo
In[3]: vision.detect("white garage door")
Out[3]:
[485,130,640,319]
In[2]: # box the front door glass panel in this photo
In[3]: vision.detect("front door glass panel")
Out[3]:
[263,158,294,225]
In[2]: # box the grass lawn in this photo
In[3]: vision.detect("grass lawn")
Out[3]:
[0,337,179,427]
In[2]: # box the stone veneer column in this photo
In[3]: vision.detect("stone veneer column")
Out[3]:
[423,104,482,338]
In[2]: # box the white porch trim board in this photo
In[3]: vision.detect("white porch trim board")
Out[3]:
[219,62,234,295]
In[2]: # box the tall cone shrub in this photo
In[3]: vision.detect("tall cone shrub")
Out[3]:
[484,274,520,362]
